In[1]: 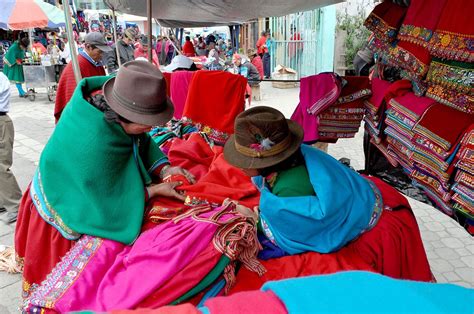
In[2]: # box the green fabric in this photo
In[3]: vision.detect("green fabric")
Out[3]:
[38,76,167,244]
[171,255,231,305]
[272,165,315,197]
[3,41,25,83]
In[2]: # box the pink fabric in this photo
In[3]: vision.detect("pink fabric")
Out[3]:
[291,73,342,143]
[30,208,226,312]
[170,71,195,119]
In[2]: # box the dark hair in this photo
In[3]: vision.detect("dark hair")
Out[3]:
[89,94,130,124]
[261,31,266,36]
[19,37,30,48]
[185,36,191,41]
[174,63,198,72]
[258,148,305,177]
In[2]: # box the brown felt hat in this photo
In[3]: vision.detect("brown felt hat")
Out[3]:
[224,106,304,169]
[103,60,174,126]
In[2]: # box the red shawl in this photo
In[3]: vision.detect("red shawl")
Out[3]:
[54,54,106,123]
[428,0,474,62]
[183,70,247,137]
[364,1,407,44]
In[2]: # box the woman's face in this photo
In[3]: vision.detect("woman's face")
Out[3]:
[119,121,153,134]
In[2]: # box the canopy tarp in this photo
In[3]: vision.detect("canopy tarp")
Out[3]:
[104,0,343,27]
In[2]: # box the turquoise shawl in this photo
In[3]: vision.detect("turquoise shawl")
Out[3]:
[254,144,383,254]
[31,76,168,244]
[262,271,474,313]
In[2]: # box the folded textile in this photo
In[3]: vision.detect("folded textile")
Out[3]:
[364,78,392,121]
[455,170,474,190]
[428,0,474,63]
[412,181,453,215]
[291,73,342,143]
[411,170,451,203]
[182,71,247,143]
[452,182,474,207]
[426,58,474,98]
[389,93,436,122]
[413,103,473,152]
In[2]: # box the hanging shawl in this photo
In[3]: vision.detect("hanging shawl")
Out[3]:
[253,145,383,254]
[364,1,407,44]
[182,70,247,144]
[428,0,474,63]
[32,76,167,244]
[170,70,195,119]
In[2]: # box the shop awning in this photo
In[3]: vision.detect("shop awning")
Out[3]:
[104,0,343,27]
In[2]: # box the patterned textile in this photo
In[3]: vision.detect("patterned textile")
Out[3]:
[426,84,474,114]
[455,170,474,190]
[297,75,370,143]
[426,58,474,103]
[413,103,473,152]
[364,1,407,44]
[428,0,474,63]
[291,73,342,143]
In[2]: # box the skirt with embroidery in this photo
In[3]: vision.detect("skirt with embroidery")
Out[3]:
[15,185,76,299]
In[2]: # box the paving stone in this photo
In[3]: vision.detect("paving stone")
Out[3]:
[0,223,13,237]
[443,271,461,282]
[466,245,474,255]
[425,221,445,232]
[430,258,454,272]
[460,256,473,268]
[0,280,22,313]
[441,237,465,249]
[454,267,474,283]
[449,259,467,268]
[434,247,459,260]
[456,248,472,257]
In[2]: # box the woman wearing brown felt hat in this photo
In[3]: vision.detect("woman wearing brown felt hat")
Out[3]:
[224,106,432,281]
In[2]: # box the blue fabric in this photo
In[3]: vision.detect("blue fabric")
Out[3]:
[254,144,377,254]
[198,279,226,307]
[15,83,25,95]
[262,271,474,314]
[257,233,288,260]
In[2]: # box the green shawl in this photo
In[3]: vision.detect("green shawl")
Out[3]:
[3,41,25,83]
[34,76,167,244]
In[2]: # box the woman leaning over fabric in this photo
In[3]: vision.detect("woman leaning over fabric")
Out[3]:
[224,106,433,282]
[3,37,29,97]
[15,61,195,298]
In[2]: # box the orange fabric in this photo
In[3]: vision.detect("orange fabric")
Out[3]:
[54,55,106,123]
[9,0,48,30]
[183,71,247,134]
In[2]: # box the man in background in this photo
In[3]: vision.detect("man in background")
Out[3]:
[107,28,137,73]
[0,72,22,224]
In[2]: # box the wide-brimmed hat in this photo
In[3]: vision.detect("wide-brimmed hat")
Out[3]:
[103,60,174,126]
[224,106,304,169]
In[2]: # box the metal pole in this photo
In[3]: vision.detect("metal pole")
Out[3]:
[147,0,152,62]
[63,0,81,83]
[111,7,122,68]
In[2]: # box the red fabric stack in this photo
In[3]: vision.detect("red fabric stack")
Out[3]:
[317,76,371,142]
[410,104,473,215]
[452,124,474,233]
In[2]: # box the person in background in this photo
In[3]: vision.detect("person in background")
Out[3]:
[0,72,22,224]
[204,49,223,71]
[232,54,260,87]
[55,32,110,123]
[32,37,47,55]
[288,25,303,71]
[59,33,72,64]
[3,37,29,97]
[134,35,160,67]
[247,48,264,79]
[353,44,375,76]
[156,36,165,64]
[256,31,268,59]
[165,36,176,65]
[207,41,216,57]
[196,36,207,56]
[225,38,233,59]
[107,28,137,73]
[263,31,272,78]
[182,36,196,57]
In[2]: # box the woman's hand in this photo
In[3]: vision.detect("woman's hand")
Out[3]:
[147,182,185,201]
[161,166,196,184]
